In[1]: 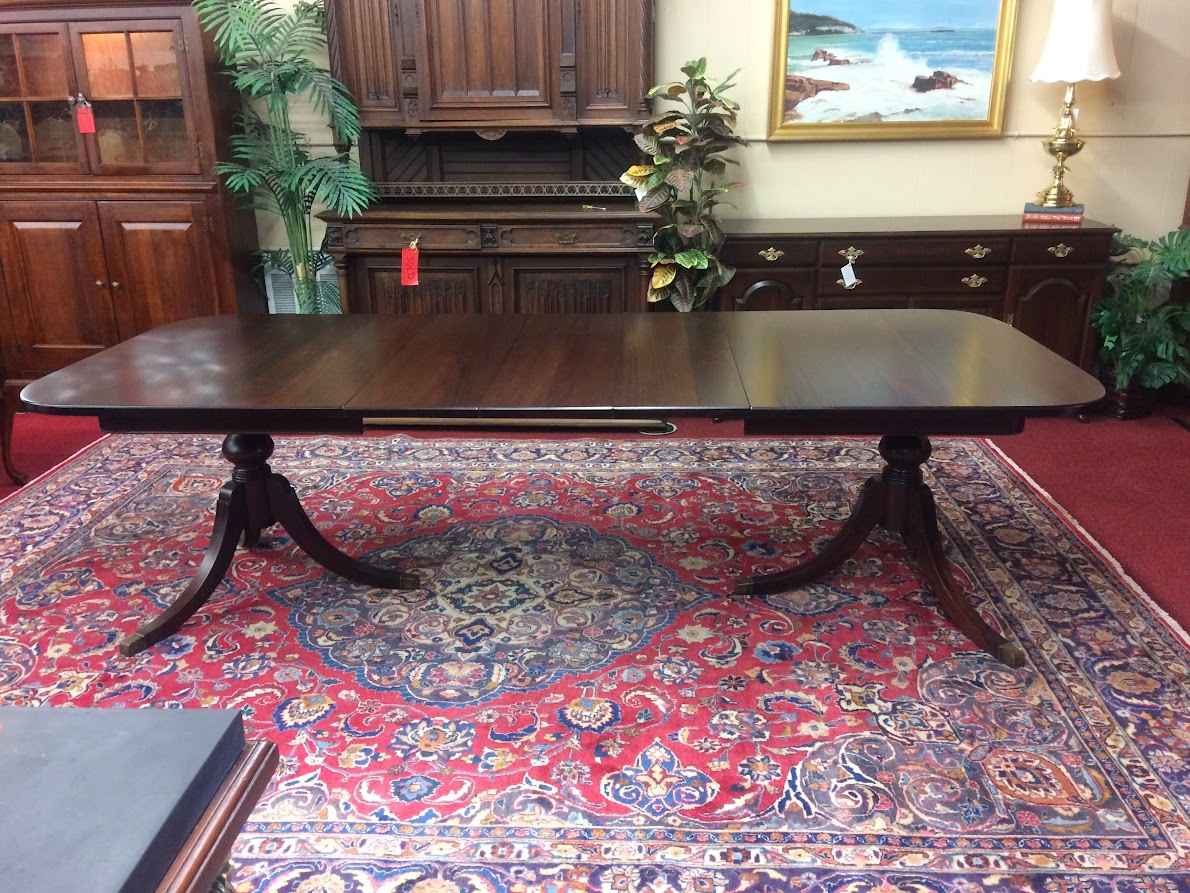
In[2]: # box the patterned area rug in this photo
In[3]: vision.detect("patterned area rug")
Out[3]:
[1,433,1189,892]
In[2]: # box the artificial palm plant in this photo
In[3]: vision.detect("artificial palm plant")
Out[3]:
[194,0,376,313]
[620,58,746,311]
[1091,228,1190,393]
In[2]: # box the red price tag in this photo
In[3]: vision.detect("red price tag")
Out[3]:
[76,105,96,134]
[401,247,419,286]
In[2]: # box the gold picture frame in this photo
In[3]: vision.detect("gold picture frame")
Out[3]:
[768,0,1019,141]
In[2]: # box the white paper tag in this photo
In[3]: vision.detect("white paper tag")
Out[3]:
[840,261,857,287]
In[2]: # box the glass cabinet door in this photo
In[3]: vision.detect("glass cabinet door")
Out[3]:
[0,25,85,173]
[70,20,201,175]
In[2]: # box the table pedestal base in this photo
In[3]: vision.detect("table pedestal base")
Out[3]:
[734,434,1025,668]
[119,433,420,657]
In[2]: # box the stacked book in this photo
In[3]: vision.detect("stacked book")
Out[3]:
[1022,203,1084,228]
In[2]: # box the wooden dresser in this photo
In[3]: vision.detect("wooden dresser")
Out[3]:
[720,216,1117,369]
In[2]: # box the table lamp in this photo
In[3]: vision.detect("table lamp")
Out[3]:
[1030,0,1121,208]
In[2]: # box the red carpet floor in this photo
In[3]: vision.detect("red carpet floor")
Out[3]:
[4,405,1189,633]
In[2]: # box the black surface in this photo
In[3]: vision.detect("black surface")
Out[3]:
[0,707,246,893]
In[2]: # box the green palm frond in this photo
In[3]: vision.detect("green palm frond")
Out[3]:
[288,155,378,218]
[194,0,374,312]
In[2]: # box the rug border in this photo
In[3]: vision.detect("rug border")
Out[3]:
[0,431,110,508]
[981,437,1190,651]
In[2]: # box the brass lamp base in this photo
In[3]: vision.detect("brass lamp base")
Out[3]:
[1036,83,1085,208]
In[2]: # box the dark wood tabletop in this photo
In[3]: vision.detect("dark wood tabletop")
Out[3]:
[20,310,1104,435]
[17,309,1106,665]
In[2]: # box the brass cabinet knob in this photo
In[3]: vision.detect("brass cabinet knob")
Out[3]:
[962,274,988,288]
[835,277,862,290]
[94,280,105,287]
[838,246,864,263]
[111,281,121,290]
[965,244,991,258]
[1048,243,1074,258]
[758,247,785,262]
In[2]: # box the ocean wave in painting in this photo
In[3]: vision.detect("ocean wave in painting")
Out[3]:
[788,30,996,123]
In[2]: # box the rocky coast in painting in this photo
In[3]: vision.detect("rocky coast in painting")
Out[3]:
[782,2,1002,124]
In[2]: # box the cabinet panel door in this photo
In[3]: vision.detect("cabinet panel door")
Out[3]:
[70,20,202,176]
[1006,267,1104,370]
[503,257,634,313]
[356,256,484,313]
[418,0,559,123]
[98,201,219,340]
[0,25,85,175]
[719,269,814,311]
[327,0,404,125]
[0,201,118,376]
[575,0,650,124]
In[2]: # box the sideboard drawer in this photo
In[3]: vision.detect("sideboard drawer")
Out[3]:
[344,223,482,251]
[817,266,1007,296]
[1010,233,1115,265]
[721,238,818,267]
[819,237,1011,267]
[497,223,646,251]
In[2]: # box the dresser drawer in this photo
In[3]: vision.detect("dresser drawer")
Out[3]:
[1010,232,1115,265]
[820,236,1010,267]
[343,223,482,251]
[722,237,818,266]
[817,266,1007,296]
[496,223,647,251]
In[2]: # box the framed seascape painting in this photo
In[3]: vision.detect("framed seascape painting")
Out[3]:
[769,0,1019,140]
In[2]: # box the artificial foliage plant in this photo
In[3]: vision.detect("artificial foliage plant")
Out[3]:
[621,58,746,311]
[193,0,376,313]
[1091,228,1190,390]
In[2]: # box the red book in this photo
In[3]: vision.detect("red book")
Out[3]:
[1021,213,1083,225]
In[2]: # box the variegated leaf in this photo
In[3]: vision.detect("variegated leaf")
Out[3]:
[638,185,672,212]
[651,264,677,289]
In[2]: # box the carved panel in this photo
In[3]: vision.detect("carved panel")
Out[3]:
[576,0,652,123]
[364,260,483,314]
[505,258,632,313]
[417,0,558,123]
[364,130,637,189]
[326,0,402,125]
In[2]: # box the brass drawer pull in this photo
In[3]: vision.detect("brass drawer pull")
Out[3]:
[554,231,579,245]
[758,247,785,262]
[838,246,864,263]
[1048,243,1074,258]
[835,277,862,290]
[965,244,991,258]
[399,231,422,248]
[962,274,988,288]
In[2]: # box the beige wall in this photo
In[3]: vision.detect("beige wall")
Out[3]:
[265,0,1190,246]
[655,0,1189,238]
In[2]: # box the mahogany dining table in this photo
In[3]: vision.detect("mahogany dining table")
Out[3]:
[20,310,1105,666]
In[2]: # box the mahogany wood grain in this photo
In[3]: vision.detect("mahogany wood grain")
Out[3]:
[719,310,1103,434]
[155,739,279,893]
[348,315,527,415]
[478,313,747,416]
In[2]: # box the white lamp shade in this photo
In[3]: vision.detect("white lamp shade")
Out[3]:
[1031,0,1122,82]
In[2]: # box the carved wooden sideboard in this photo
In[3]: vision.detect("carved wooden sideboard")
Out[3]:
[719,216,1117,369]
[326,0,653,132]
[324,201,654,314]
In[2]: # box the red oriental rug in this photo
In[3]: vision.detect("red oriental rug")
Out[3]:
[1,433,1189,892]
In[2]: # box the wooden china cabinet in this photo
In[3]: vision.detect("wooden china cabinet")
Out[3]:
[0,0,257,482]
[322,0,656,314]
